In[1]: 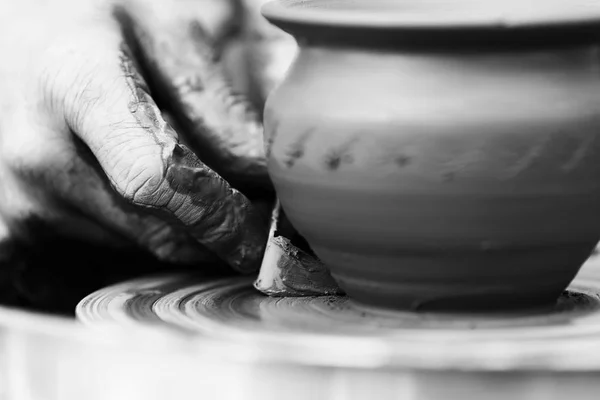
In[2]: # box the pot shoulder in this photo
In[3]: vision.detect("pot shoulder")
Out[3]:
[264,46,600,191]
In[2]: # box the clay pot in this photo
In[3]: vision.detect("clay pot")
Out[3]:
[261,0,600,311]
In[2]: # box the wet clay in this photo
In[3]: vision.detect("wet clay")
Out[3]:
[115,6,271,192]
[76,253,600,370]
[118,45,267,273]
[254,201,342,296]
[261,0,600,311]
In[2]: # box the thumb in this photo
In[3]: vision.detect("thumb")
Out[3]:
[55,34,267,272]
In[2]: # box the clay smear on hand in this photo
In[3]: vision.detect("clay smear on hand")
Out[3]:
[118,45,266,272]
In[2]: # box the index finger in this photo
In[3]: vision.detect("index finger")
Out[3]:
[114,4,271,192]
[54,32,267,272]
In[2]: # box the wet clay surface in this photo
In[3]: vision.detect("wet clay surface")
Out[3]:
[262,26,600,310]
[254,202,342,296]
[78,257,600,335]
[75,254,600,372]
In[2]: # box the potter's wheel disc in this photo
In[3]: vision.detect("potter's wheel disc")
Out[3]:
[76,255,600,371]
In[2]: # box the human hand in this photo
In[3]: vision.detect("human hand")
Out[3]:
[0,0,275,274]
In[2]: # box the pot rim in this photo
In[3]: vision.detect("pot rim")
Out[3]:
[261,0,600,31]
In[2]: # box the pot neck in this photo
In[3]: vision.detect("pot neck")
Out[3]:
[271,20,600,52]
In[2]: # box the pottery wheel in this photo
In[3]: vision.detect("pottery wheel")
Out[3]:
[76,254,600,371]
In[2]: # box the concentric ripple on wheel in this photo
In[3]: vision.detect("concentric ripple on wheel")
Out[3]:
[76,254,600,371]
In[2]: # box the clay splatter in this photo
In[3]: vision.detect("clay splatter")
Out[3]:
[442,171,455,182]
[440,146,488,181]
[284,128,315,168]
[561,134,595,172]
[324,137,359,171]
[395,154,411,167]
[265,118,280,158]
[503,135,551,179]
[263,106,280,158]
[379,149,413,169]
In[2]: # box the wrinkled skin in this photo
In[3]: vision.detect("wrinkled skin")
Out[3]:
[0,0,295,309]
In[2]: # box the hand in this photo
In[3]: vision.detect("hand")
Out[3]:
[0,0,277,275]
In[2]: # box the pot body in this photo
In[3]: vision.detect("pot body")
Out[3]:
[264,42,600,311]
